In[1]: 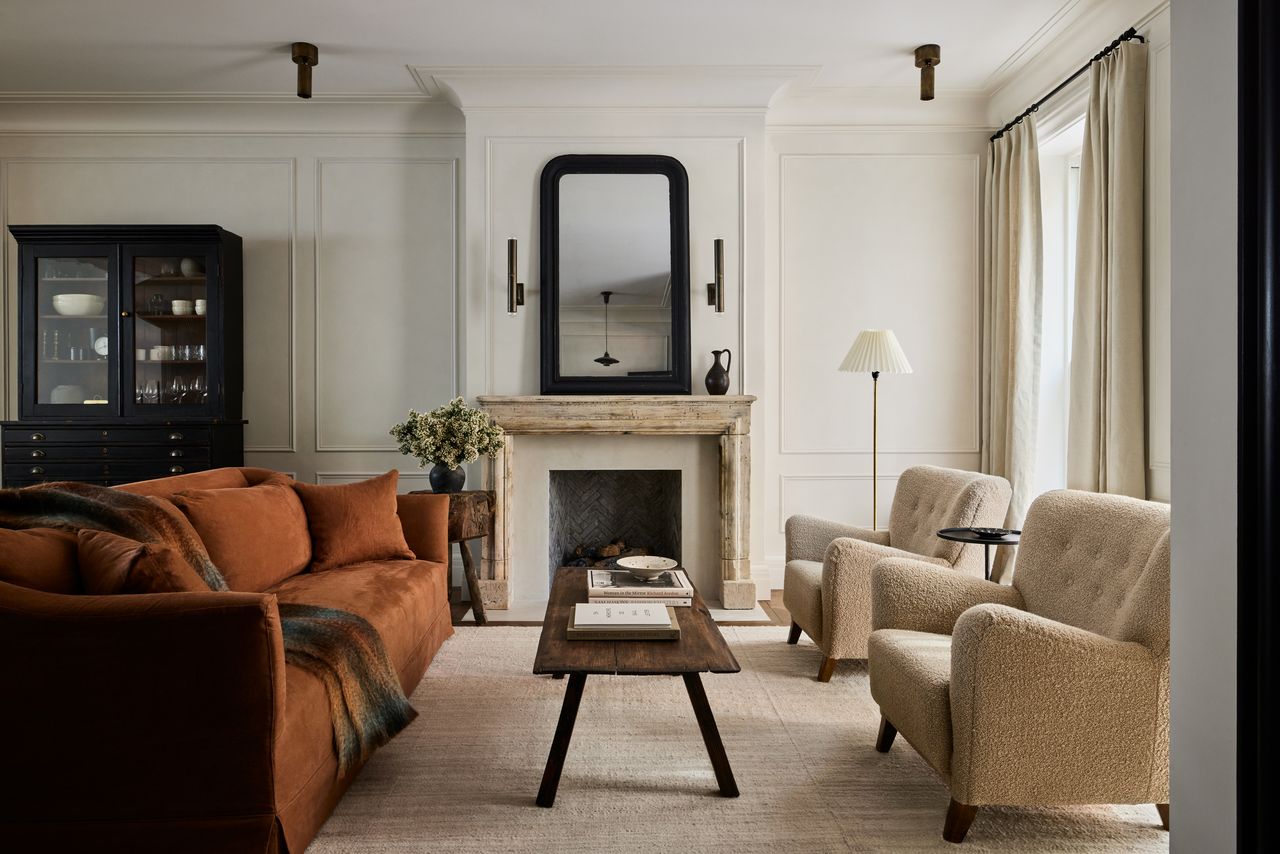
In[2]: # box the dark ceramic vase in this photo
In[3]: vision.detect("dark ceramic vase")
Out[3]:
[429,463,466,493]
[704,348,732,395]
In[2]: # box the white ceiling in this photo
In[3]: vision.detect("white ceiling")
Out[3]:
[0,0,1073,96]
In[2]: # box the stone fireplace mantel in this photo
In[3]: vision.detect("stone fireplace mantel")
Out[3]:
[476,395,756,609]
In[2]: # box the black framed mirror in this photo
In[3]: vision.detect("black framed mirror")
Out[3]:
[539,154,691,394]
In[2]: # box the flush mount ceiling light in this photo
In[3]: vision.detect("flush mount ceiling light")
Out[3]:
[291,42,318,99]
[914,44,940,101]
[593,291,620,367]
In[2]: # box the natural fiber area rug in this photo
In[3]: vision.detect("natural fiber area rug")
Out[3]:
[310,626,1170,853]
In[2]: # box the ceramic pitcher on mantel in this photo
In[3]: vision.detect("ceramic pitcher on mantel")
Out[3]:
[705,348,731,395]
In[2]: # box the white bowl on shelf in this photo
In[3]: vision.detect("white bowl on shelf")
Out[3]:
[52,293,105,316]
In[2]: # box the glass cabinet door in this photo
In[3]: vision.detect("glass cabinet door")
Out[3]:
[31,249,118,414]
[126,249,216,415]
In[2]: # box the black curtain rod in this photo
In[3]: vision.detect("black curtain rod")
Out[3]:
[990,26,1146,141]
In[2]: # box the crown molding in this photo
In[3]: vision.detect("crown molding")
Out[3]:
[415,65,819,111]
[768,84,990,129]
[985,0,1169,127]
[0,91,430,104]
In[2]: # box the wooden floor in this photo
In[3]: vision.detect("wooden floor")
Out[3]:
[450,587,792,627]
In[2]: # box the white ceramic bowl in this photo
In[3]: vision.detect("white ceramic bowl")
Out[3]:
[616,555,679,581]
[171,300,194,316]
[52,293,105,316]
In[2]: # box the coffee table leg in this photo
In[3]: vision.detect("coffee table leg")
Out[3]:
[682,673,739,797]
[458,539,487,625]
[537,672,587,807]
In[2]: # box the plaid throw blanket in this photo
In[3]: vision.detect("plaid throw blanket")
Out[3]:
[0,481,417,776]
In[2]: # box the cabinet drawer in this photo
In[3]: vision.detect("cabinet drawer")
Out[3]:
[6,461,211,481]
[7,426,211,446]
[10,444,211,462]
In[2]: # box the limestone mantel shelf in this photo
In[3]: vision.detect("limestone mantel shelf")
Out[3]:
[475,395,757,610]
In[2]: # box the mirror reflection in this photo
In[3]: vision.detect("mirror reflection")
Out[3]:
[556,172,673,377]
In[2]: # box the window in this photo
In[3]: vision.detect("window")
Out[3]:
[1035,118,1085,495]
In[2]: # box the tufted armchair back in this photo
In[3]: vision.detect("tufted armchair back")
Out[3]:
[1013,490,1170,652]
[888,466,1012,571]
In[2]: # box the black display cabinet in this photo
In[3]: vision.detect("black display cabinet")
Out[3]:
[2,225,244,486]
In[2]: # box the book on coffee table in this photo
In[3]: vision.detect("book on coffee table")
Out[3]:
[566,602,680,641]
[587,568,694,602]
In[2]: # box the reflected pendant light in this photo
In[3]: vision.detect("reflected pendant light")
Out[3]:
[594,290,620,367]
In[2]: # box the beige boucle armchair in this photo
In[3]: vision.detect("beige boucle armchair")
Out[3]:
[867,489,1170,844]
[783,465,1012,681]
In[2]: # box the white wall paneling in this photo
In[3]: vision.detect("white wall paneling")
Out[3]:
[314,471,432,490]
[313,157,458,451]
[763,130,989,590]
[778,473,903,533]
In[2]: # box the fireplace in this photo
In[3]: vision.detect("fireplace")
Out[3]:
[476,395,757,609]
[548,469,681,582]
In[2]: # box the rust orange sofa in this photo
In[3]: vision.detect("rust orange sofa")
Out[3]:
[0,467,454,853]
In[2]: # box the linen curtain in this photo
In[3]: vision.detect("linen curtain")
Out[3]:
[981,117,1044,581]
[1068,41,1149,497]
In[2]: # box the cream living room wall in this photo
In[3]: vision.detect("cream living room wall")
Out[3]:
[0,101,464,490]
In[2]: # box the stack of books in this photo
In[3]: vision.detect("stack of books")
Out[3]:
[586,568,694,607]
[567,602,680,641]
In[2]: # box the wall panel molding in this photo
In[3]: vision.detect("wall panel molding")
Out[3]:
[313,156,459,452]
[778,472,903,533]
[776,152,981,455]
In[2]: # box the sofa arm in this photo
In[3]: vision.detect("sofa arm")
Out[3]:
[0,581,286,824]
[396,492,451,565]
[818,538,948,659]
[949,604,1167,806]
[871,557,1023,634]
[786,514,889,562]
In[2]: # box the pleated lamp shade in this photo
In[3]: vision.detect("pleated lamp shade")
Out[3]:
[838,329,913,374]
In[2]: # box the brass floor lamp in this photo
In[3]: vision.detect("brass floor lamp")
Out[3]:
[838,329,913,530]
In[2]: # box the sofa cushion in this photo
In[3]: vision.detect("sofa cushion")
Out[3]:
[868,628,954,775]
[268,558,448,687]
[169,474,311,592]
[291,471,414,572]
[116,467,250,499]
[0,528,80,594]
[76,530,211,595]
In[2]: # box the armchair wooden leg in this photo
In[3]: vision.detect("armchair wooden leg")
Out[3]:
[817,656,838,682]
[787,621,802,644]
[942,799,978,844]
[875,716,897,752]
[1156,803,1169,830]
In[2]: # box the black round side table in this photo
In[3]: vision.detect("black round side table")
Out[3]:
[936,527,1021,581]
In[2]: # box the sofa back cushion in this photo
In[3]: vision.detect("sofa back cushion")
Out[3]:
[292,470,414,572]
[1013,489,1170,645]
[115,467,250,498]
[77,529,211,595]
[888,466,1012,561]
[0,527,80,594]
[169,473,312,591]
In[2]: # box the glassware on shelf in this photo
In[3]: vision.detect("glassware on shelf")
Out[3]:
[141,381,159,404]
[149,293,166,315]
[194,343,206,361]
[192,375,207,402]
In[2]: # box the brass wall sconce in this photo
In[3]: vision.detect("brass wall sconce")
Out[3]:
[914,44,940,101]
[507,237,525,315]
[292,42,318,99]
[706,238,725,312]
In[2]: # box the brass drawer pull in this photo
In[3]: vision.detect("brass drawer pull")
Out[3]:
[29,465,45,475]
[169,465,185,474]
[168,432,184,441]
[29,449,45,459]
[169,449,184,458]
[30,432,45,441]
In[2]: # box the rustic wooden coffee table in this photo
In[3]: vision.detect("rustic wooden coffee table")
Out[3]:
[532,567,742,807]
